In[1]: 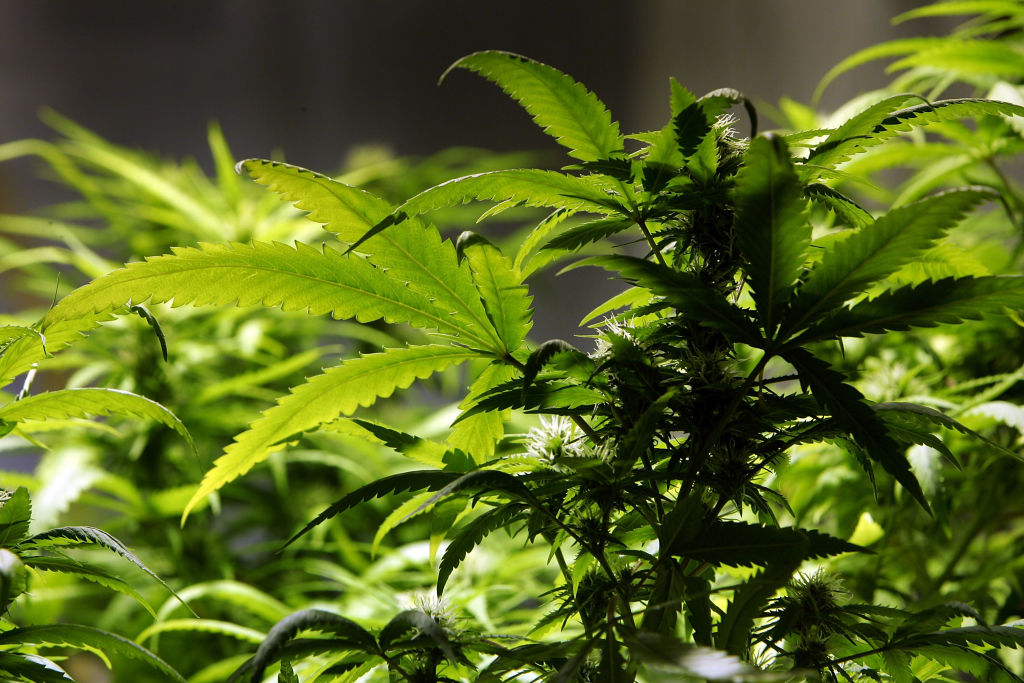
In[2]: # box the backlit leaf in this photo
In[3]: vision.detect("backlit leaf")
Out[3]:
[185,346,478,520]
[446,51,623,162]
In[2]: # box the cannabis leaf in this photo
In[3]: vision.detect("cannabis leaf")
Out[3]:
[445,51,624,162]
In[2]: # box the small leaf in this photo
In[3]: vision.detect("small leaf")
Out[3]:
[241,159,498,345]
[445,51,623,162]
[795,275,1024,343]
[48,241,496,349]
[237,609,377,683]
[21,555,156,618]
[458,232,533,352]
[0,487,32,547]
[783,188,992,336]
[0,548,27,615]
[673,521,864,567]
[541,217,635,252]
[577,255,763,345]
[447,362,517,463]
[0,325,47,357]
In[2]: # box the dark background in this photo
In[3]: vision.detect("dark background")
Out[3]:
[0,1,944,336]
[0,1,941,209]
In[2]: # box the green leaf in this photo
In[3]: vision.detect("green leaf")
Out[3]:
[0,548,26,615]
[893,2,1024,23]
[378,609,462,663]
[282,471,460,549]
[447,362,517,463]
[804,183,873,229]
[0,389,194,456]
[733,134,811,334]
[445,51,623,162]
[457,232,533,353]
[185,345,478,520]
[796,275,1024,343]
[807,97,1024,171]
[371,490,442,556]
[136,619,266,645]
[521,340,589,395]
[783,188,992,336]
[241,159,499,346]
[0,488,31,547]
[900,624,1024,650]
[716,549,806,657]
[577,255,763,345]
[0,309,119,389]
[0,326,46,356]
[20,556,156,619]
[48,241,495,349]
[0,652,72,682]
[674,521,863,567]
[513,207,576,274]
[400,169,622,218]
[784,348,929,510]
[437,505,522,596]
[18,526,192,615]
[157,580,290,624]
[352,169,623,253]
[541,217,634,252]
[237,609,377,683]
[0,624,186,682]
[875,402,1022,463]
[339,419,450,468]
[889,40,1024,79]
[410,470,535,521]
[461,377,606,418]
[814,39,950,101]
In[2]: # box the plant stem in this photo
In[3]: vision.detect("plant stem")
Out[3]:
[637,218,668,267]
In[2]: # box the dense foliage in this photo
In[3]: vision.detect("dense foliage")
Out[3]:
[5,2,1024,681]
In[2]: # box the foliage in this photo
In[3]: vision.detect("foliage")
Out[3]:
[5,2,1024,681]
[0,487,186,681]
[22,30,1024,682]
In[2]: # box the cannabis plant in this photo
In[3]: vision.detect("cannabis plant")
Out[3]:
[26,48,1024,681]
[0,486,189,681]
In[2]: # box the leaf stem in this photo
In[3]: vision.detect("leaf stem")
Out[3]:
[637,219,668,268]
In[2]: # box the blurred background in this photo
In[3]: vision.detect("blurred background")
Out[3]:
[0,0,944,209]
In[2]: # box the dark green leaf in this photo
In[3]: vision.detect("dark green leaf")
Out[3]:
[733,134,811,334]
[784,348,929,510]
[796,275,1024,343]
[674,521,864,567]
[437,505,522,596]
[576,255,763,345]
[281,471,460,549]
[237,609,377,683]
